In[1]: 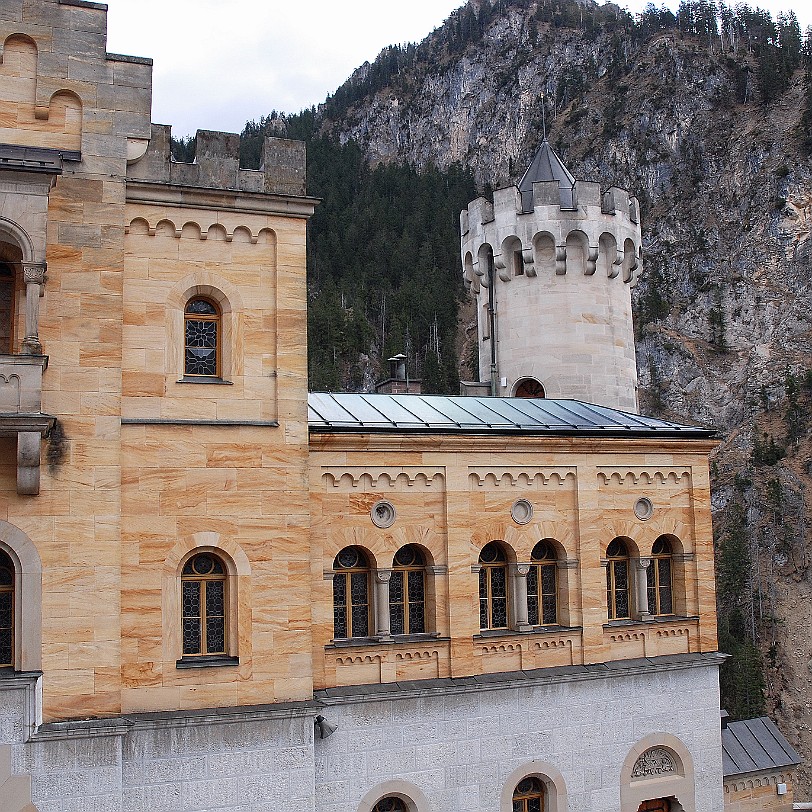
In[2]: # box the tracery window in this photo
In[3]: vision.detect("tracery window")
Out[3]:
[606,538,630,620]
[0,550,14,667]
[528,540,557,625]
[390,545,426,635]
[479,541,508,630]
[333,546,370,639]
[372,799,408,812]
[181,552,227,656]
[184,297,220,377]
[647,537,674,615]
[0,262,15,354]
[512,776,545,812]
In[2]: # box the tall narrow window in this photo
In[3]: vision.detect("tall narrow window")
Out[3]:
[390,544,426,635]
[181,552,227,656]
[606,538,630,620]
[0,551,14,667]
[513,776,545,812]
[528,540,557,626]
[373,799,408,812]
[0,263,15,354]
[333,546,370,639]
[184,297,220,377]
[647,537,674,615]
[479,541,508,630]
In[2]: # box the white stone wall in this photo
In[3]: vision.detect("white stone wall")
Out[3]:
[315,659,724,812]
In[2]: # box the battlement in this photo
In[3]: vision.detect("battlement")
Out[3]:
[126,125,307,197]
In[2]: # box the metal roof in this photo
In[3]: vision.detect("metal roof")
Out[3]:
[722,717,801,777]
[308,393,714,438]
[518,139,576,211]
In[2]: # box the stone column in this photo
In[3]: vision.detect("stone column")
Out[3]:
[634,557,652,620]
[513,563,532,632]
[21,262,46,355]
[374,569,393,641]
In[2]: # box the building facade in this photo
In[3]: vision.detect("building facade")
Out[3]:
[0,2,796,811]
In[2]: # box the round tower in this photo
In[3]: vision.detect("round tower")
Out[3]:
[460,140,643,413]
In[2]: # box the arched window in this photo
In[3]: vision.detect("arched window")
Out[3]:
[479,541,508,630]
[373,799,408,812]
[333,546,370,639]
[528,540,557,626]
[0,550,13,667]
[606,538,630,620]
[0,262,15,354]
[638,801,670,812]
[513,776,546,812]
[390,545,426,635]
[181,552,227,656]
[514,378,545,398]
[647,537,673,616]
[184,297,221,377]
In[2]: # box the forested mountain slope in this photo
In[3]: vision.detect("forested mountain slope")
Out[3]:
[201,0,812,791]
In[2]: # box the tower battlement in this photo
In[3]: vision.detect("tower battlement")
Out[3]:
[127,124,307,197]
[460,140,643,412]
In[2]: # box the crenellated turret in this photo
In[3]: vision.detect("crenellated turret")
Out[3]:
[460,139,643,412]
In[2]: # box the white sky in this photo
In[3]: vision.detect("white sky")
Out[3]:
[105,0,811,139]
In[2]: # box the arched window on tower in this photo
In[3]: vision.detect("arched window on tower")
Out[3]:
[390,545,426,635]
[181,552,227,656]
[184,297,221,377]
[479,541,509,630]
[528,540,557,626]
[0,550,14,667]
[514,378,545,398]
[647,537,674,616]
[333,546,370,639]
[512,776,546,812]
[0,262,16,354]
[372,799,408,812]
[606,538,630,620]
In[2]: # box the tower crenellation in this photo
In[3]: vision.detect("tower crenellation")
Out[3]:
[460,139,643,411]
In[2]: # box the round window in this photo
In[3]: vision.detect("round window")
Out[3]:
[371,500,396,528]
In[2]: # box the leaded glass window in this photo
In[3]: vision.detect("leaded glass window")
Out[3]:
[528,540,557,626]
[372,798,407,812]
[647,537,674,615]
[184,297,220,377]
[606,538,630,620]
[0,551,13,667]
[181,552,227,656]
[0,263,15,354]
[513,776,545,812]
[390,545,426,635]
[333,546,370,639]
[479,541,508,630]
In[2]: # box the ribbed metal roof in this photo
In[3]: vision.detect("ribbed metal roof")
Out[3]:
[308,393,714,437]
[518,139,576,211]
[722,717,801,777]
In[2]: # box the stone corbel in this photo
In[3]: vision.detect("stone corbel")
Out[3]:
[17,431,43,496]
[21,262,46,355]
[495,254,510,282]
[585,245,599,275]
[608,249,623,279]
[555,245,567,275]
[522,248,536,277]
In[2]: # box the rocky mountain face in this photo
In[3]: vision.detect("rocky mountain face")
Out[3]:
[306,0,812,792]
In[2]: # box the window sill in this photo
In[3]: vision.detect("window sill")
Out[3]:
[603,615,698,629]
[176,376,233,385]
[176,655,240,669]
[327,633,446,649]
[474,626,581,639]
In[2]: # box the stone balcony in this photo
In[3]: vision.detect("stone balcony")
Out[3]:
[0,355,54,495]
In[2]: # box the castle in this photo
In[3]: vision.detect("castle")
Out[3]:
[0,2,800,810]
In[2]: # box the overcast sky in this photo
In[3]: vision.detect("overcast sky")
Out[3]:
[105,0,811,138]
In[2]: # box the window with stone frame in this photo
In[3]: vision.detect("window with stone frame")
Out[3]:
[528,540,557,625]
[479,541,509,630]
[606,538,630,620]
[0,262,15,354]
[333,546,370,639]
[372,799,408,812]
[390,544,426,635]
[513,776,545,812]
[646,537,674,616]
[184,296,221,377]
[181,552,227,656]
[0,550,13,667]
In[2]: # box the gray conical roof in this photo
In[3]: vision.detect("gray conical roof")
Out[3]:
[518,139,576,211]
